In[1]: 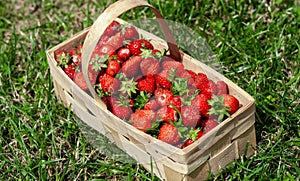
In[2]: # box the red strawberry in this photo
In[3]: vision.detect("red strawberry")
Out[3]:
[72,53,82,65]
[106,32,125,50]
[122,56,142,77]
[202,119,219,133]
[152,49,163,58]
[54,49,68,62]
[155,72,172,89]
[140,57,160,75]
[98,73,120,93]
[181,129,204,149]
[104,20,121,36]
[158,124,180,145]
[196,130,204,139]
[68,47,77,56]
[191,93,212,118]
[74,71,97,91]
[144,98,160,111]
[63,64,75,80]
[154,89,174,107]
[55,50,70,67]
[98,35,110,47]
[106,60,120,77]
[187,70,197,78]
[181,139,194,149]
[194,72,209,89]
[127,39,143,56]
[216,81,229,95]
[110,96,132,119]
[128,39,153,56]
[181,105,201,127]
[130,109,156,132]
[198,79,217,96]
[137,75,156,93]
[169,96,182,111]
[222,94,239,115]
[156,106,177,123]
[139,39,154,49]
[178,70,195,87]
[93,44,116,57]
[161,59,184,75]
[121,25,139,40]
[117,47,131,61]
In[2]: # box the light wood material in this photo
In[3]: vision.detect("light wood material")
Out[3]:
[46,0,256,180]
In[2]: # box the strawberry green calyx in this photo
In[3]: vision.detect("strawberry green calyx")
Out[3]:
[170,77,189,96]
[90,54,108,71]
[117,95,131,107]
[207,94,231,122]
[134,91,151,110]
[57,52,70,68]
[140,48,153,58]
[119,76,138,98]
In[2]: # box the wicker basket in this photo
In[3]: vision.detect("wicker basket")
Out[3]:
[46,0,256,180]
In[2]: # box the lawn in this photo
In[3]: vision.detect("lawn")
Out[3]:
[0,0,299,180]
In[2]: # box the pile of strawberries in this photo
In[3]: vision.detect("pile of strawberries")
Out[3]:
[54,21,240,149]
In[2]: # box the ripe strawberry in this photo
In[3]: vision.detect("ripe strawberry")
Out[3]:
[198,79,217,96]
[139,39,154,49]
[222,94,239,115]
[202,119,219,133]
[117,47,131,61]
[161,59,185,75]
[110,96,132,119]
[169,96,182,111]
[156,106,177,123]
[106,32,125,50]
[187,70,197,78]
[122,56,142,77]
[137,75,156,93]
[127,39,143,56]
[158,124,180,145]
[191,93,212,118]
[179,70,195,88]
[155,72,172,90]
[144,98,160,111]
[130,109,156,132]
[93,44,116,57]
[73,71,97,91]
[194,72,209,89]
[63,64,75,80]
[72,53,82,65]
[121,25,139,40]
[196,130,204,139]
[181,105,201,127]
[216,81,229,95]
[68,47,77,56]
[181,139,194,149]
[106,60,120,77]
[98,73,120,93]
[154,89,174,107]
[55,50,70,67]
[98,35,110,47]
[140,57,160,75]
[89,54,109,76]
[152,49,163,58]
[104,20,121,36]
[181,129,204,149]
[54,49,68,62]
[128,39,153,56]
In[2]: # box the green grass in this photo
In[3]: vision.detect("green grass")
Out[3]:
[0,0,299,180]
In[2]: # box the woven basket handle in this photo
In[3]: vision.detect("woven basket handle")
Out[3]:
[81,0,181,103]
